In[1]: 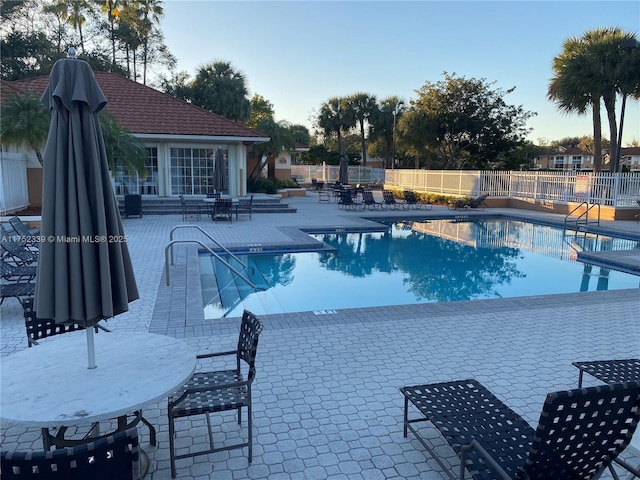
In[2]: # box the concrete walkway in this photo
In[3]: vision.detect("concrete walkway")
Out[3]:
[1,192,639,479]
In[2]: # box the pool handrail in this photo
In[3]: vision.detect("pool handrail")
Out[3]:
[169,224,251,272]
[164,239,256,290]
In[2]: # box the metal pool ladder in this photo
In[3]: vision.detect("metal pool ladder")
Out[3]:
[564,201,600,227]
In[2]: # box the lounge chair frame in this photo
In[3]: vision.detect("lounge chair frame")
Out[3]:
[362,189,382,210]
[401,378,640,480]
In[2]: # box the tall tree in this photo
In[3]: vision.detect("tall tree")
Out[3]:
[413,72,534,169]
[42,0,94,54]
[317,96,349,154]
[95,0,121,69]
[248,94,274,128]
[369,96,404,168]
[549,27,639,172]
[344,92,377,166]
[136,0,163,84]
[190,61,251,123]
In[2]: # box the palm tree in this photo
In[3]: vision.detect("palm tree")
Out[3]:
[190,61,251,123]
[0,91,49,166]
[317,96,349,154]
[549,27,639,172]
[96,0,121,69]
[42,0,94,54]
[136,0,164,84]
[99,109,147,176]
[370,96,404,168]
[548,38,604,171]
[345,92,377,166]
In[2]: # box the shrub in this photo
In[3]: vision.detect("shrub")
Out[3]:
[247,177,301,194]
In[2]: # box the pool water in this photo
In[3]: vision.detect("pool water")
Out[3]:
[200,219,640,319]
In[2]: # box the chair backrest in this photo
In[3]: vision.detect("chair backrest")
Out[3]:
[517,381,640,480]
[1,427,140,480]
[470,193,488,207]
[339,190,354,204]
[23,296,86,347]
[1,222,15,240]
[382,190,396,204]
[403,190,417,203]
[8,217,32,238]
[237,310,264,382]
[363,189,376,204]
[217,198,232,213]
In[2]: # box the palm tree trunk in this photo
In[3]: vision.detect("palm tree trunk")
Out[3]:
[360,119,366,166]
[603,94,618,172]
[592,101,603,172]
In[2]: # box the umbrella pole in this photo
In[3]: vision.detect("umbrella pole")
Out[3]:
[86,328,97,369]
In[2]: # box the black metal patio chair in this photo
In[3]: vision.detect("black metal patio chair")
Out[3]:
[450,193,489,210]
[403,190,432,210]
[236,195,254,220]
[1,427,140,480]
[179,194,201,221]
[168,310,263,478]
[401,378,640,480]
[212,198,233,222]
[572,358,640,478]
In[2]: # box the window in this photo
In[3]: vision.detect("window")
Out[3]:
[572,155,581,170]
[554,156,565,169]
[170,147,228,196]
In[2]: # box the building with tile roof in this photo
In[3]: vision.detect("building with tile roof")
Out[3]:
[2,70,270,203]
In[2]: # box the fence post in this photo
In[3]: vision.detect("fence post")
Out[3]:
[612,172,620,207]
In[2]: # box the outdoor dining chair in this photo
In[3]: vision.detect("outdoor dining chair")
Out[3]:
[1,261,37,283]
[1,427,140,480]
[401,378,640,480]
[179,194,201,221]
[212,198,233,222]
[236,195,254,220]
[167,310,263,478]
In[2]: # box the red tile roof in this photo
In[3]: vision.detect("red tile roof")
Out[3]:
[7,72,269,140]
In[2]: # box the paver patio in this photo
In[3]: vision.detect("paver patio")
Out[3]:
[1,193,639,479]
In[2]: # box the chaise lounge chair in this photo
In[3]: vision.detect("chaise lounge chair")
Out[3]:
[450,193,489,210]
[362,189,383,210]
[403,190,432,210]
[382,190,403,210]
[401,378,640,480]
[338,189,362,210]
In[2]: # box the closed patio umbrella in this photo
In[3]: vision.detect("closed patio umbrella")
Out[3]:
[339,155,349,184]
[35,50,139,369]
[212,148,227,193]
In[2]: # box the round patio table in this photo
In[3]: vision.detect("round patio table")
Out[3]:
[1,330,196,471]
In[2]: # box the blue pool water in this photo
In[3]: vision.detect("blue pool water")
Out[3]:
[200,219,640,319]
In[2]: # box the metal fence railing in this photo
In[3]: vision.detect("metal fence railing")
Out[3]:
[384,170,640,208]
[291,165,385,185]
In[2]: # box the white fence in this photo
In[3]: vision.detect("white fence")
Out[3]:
[385,170,640,208]
[0,153,29,215]
[291,164,385,185]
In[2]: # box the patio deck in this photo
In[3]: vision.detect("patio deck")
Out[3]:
[1,193,639,479]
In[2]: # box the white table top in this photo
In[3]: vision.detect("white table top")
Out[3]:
[1,332,196,427]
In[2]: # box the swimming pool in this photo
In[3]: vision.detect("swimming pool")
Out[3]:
[200,218,640,318]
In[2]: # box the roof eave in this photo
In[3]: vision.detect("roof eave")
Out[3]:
[134,134,270,143]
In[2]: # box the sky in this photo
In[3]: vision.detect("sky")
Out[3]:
[159,0,640,145]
